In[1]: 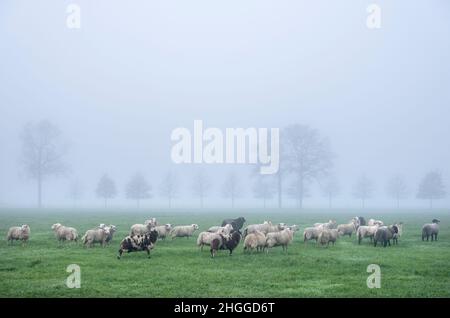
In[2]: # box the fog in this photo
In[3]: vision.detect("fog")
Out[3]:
[1,1,449,209]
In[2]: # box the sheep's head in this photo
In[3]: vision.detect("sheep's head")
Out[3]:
[192,224,199,230]
[432,219,440,224]
[21,224,30,231]
[165,224,172,231]
[51,223,61,231]
[238,217,246,223]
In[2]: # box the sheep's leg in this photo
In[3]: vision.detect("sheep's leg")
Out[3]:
[435,233,438,241]
[117,249,123,259]
[146,247,151,258]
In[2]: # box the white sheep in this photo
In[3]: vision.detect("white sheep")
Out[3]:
[303,226,321,244]
[130,223,154,236]
[170,224,199,239]
[82,227,110,247]
[337,222,357,238]
[314,220,337,230]
[207,223,233,234]
[318,229,339,247]
[197,231,230,251]
[243,230,266,253]
[6,224,30,245]
[367,219,384,226]
[144,218,157,227]
[155,224,172,240]
[244,221,284,237]
[51,223,78,242]
[356,225,380,244]
[265,228,294,252]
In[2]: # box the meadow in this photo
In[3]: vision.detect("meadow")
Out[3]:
[0,208,449,298]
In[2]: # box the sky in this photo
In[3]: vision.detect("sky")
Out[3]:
[0,0,449,209]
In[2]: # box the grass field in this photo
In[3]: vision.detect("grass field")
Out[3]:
[0,208,449,297]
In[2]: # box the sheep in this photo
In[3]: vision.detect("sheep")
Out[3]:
[144,218,157,227]
[356,225,380,244]
[358,216,367,226]
[99,223,117,244]
[155,224,172,240]
[243,221,285,237]
[367,219,384,226]
[130,223,154,236]
[314,220,337,230]
[197,231,227,251]
[221,217,246,230]
[207,223,233,234]
[51,223,78,243]
[82,227,110,247]
[391,222,403,244]
[6,224,30,245]
[374,225,399,247]
[337,222,357,238]
[210,230,241,258]
[303,226,321,244]
[243,230,266,253]
[117,229,158,259]
[422,219,440,241]
[286,224,300,235]
[170,224,199,239]
[265,228,294,253]
[318,229,339,247]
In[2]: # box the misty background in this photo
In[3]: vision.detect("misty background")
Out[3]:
[1,0,449,209]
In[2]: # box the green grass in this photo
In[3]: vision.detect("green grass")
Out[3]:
[0,208,449,297]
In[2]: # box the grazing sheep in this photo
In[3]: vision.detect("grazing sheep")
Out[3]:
[367,219,384,226]
[265,228,294,252]
[356,225,380,244]
[103,224,117,244]
[82,227,110,247]
[170,224,199,239]
[422,219,440,241]
[51,223,78,242]
[303,226,321,244]
[243,230,267,253]
[117,229,158,259]
[222,217,246,231]
[130,223,154,236]
[6,225,30,245]
[197,231,227,251]
[374,225,399,247]
[318,229,339,247]
[337,222,357,238]
[314,220,337,230]
[155,224,172,240]
[207,223,233,234]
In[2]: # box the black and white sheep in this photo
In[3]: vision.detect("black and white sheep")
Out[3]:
[210,230,242,258]
[117,229,158,259]
[422,219,440,241]
[221,217,246,231]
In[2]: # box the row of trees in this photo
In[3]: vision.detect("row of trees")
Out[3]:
[66,170,447,209]
[21,120,447,208]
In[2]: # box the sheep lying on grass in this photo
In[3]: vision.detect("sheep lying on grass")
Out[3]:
[51,223,78,243]
[422,219,440,241]
[170,224,199,239]
[6,225,30,245]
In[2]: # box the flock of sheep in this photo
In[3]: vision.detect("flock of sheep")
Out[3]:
[5,216,441,258]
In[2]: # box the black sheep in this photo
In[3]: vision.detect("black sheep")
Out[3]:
[221,217,246,231]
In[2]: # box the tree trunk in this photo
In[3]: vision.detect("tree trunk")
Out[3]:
[37,176,42,208]
[277,172,282,208]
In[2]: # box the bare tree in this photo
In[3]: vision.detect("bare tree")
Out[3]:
[20,120,68,208]
[287,178,310,208]
[282,124,333,209]
[192,171,211,208]
[126,173,152,208]
[353,175,374,208]
[321,176,340,209]
[252,175,276,208]
[417,171,446,208]
[68,180,83,207]
[386,175,408,208]
[222,172,242,208]
[159,171,179,208]
[96,174,117,208]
